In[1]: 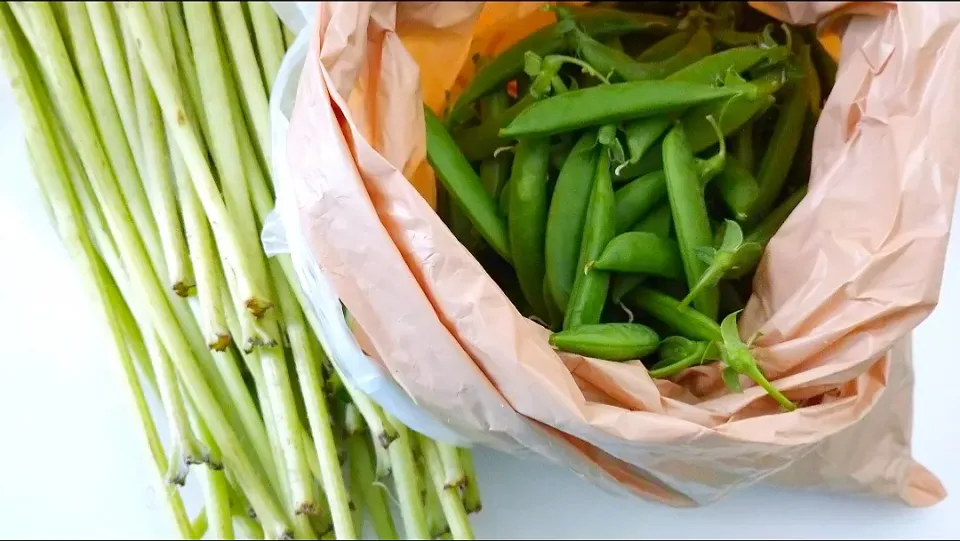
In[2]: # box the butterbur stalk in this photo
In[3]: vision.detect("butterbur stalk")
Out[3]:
[459,448,483,514]
[0,14,189,535]
[186,403,234,540]
[420,435,475,540]
[385,415,430,539]
[14,3,291,534]
[128,22,194,297]
[84,2,142,173]
[117,2,274,321]
[437,443,467,489]
[274,269,356,538]
[248,1,286,92]
[52,3,166,276]
[347,433,399,540]
[216,1,271,164]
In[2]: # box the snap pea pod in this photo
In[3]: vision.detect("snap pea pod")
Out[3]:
[734,121,756,174]
[588,232,683,279]
[543,280,564,330]
[800,26,837,94]
[716,155,759,222]
[445,7,677,126]
[424,106,510,261]
[546,131,600,310]
[508,138,552,318]
[614,68,788,182]
[609,203,672,304]
[479,91,512,199]
[627,288,720,342]
[679,185,807,308]
[573,25,712,83]
[549,323,660,362]
[564,153,615,330]
[619,42,790,172]
[500,80,757,140]
[635,29,693,62]
[743,45,812,225]
[648,336,720,379]
[662,122,719,320]
[614,170,666,233]
[498,176,511,217]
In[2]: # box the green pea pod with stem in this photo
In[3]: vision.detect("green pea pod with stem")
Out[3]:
[694,115,727,186]
[508,138,552,318]
[445,6,678,126]
[614,67,790,182]
[587,232,683,279]
[500,79,758,140]
[546,131,600,310]
[648,336,721,379]
[743,44,813,225]
[716,155,759,222]
[723,185,807,279]
[609,203,673,304]
[720,311,797,411]
[564,152,616,330]
[678,219,759,309]
[617,37,791,176]
[549,323,660,362]
[424,106,511,262]
[598,123,627,165]
[662,121,719,320]
[627,288,721,342]
[454,52,607,162]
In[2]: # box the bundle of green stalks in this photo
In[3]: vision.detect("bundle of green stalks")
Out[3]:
[0,2,481,539]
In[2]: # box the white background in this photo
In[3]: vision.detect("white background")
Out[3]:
[1,76,958,539]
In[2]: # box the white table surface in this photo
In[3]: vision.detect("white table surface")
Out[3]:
[1,77,958,540]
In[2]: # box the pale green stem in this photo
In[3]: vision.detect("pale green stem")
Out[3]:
[217,1,271,165]
[437,443,466,489]
[190,508,208,540]
[128,23,194,297]
[420,436,475,540]
[424,459,450,538]
[117,1,272,319]
[85,2,142,175]
[348,435,399,540]
[54,3,166,277]
[12,3,290,535]
[385,416,429,540]
[186,402,233,540]
[2,13,189,536]
[459,448,482,514]
[248,2,286,91]
[275,267,357,538]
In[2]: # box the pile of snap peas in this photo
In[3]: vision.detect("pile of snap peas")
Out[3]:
[426,2,837,411]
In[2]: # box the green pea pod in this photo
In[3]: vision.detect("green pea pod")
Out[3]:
[543,280,563,330]
[500,80,757,140]
[614,68,789,182]
[662,122,719,320]
[546,131,600,310]
[627,288,721,342]
[647,336,721,379]
[800,26,837,96]
[478,92,512,199]
[549,323,660,362]
[667,43,791,85]
[508,138,552,318]
[609,203,673,304]
[716,155,759,222]
[621,116,673,175]
[498,175,512,217]
[445,8,678,126]
[743,45,813,225]
[635,29,693,62]
[575,25,712,83]
[614,170,667,233]
[588,231,683,279]
[424,106,511,261]
[734,121,756,174]
[719,312,797,411]
[564,153,616,330]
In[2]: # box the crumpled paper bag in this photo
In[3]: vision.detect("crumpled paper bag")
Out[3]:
[283,1,958,506]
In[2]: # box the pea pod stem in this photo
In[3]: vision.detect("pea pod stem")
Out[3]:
[720,313,797,411]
